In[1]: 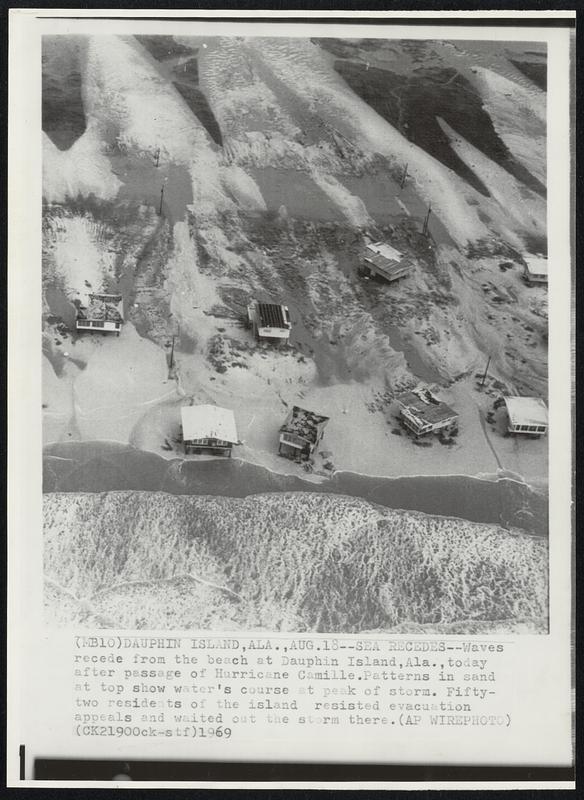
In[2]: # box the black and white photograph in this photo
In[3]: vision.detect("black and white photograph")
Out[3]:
[40,31,552,635]
[7,8,575,785]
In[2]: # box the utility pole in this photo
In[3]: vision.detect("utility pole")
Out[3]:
[168,334,176,374]
[154,147,160,167]
[422,204,432,236]
[480,356,491,387]
[159,184,165,216]
[400,162,408,190]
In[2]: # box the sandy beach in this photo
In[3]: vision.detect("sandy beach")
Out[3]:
[42,34,548,487]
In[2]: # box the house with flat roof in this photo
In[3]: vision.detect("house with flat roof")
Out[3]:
[362,241,412,283]
[76,293,123,334]
[247,300,292,344]
[279,405,329,461]
[523,256,548,286]
[503,396,548,436]
[396,388,459,437]
[181,404,238,456]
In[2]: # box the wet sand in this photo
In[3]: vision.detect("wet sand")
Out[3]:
[249,166,345,222]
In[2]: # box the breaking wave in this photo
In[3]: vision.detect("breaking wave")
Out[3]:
[44,491,548,633]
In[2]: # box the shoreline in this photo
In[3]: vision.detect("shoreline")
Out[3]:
[42,438,548,491]
[43,440,549,537]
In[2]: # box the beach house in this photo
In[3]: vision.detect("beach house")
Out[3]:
[247,300,292,344]
[76,293,124,334]
[396,388,459,437]
[181,404,239,456]
[278,406,330,461]
[523,256,548,287]
[503,396,548,436]
[361,241,412,283]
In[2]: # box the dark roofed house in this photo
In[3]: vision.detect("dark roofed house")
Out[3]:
[396,388,458,437]
[247,300,292,344]
[362,241,412,283]
[279,405,329,461]
[76,293,123,335]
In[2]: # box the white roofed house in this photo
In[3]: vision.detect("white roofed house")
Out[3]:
[247,300,292,344]
[76,293,123,335]
[361,241,412,283]
[503,396,548,436]
[181,405,239,457]
[523,256,548,286]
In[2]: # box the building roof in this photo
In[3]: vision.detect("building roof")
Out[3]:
[77,293,123,322]
[397,391,458,425]
[524,256,548,276]
[364,241,410,279]
[181,405,238,443]
[504,396,548,427]
[367,241,404,262]
[280,405,329,444]
[256,302,290,330]
[364,252,408,276]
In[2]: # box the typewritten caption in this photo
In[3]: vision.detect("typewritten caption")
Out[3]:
[72,636,512,740]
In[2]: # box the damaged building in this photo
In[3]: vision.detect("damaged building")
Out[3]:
[396,388,459,437]
[278,405,330,461]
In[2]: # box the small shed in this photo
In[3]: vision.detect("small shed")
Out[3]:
[247,300,292,344]
[181,405,238,456]
[362,241,411,283]
[279,406,329,461]
[76,293,123,334]
[396,389,459,437]
[523,257,548,286]
[503,396,548,436]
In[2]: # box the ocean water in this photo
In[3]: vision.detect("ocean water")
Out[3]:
[43,490,548,632]
[43,444,548,631]
[43,441,548,536]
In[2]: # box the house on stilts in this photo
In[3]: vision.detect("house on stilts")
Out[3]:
[181,404,239,456]
[503,396,548,436]
[76,293,124,335]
